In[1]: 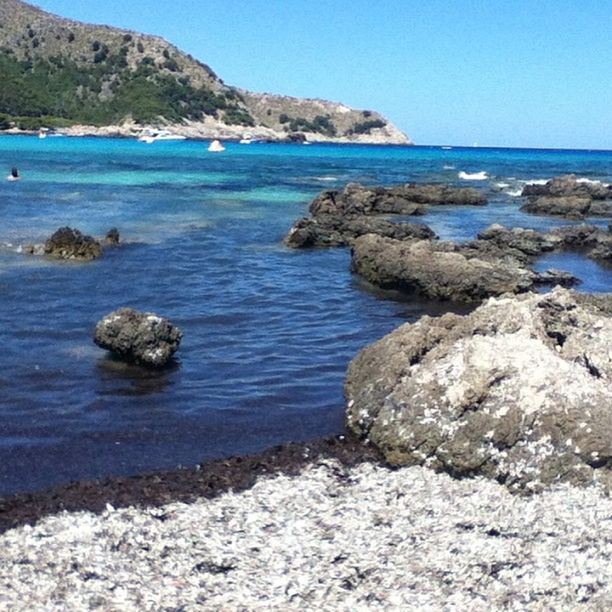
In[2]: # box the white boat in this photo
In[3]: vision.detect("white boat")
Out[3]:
[208,139,225,152]
[38,128,48,139]
[138,130,186,144]
[239,133,253,144]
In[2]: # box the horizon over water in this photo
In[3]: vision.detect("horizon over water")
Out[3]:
[0,135,611,496]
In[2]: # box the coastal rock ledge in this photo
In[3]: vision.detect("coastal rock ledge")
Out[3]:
[94,308,182,367]
[345,288,612,492]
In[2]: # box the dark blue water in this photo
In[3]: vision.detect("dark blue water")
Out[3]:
[0,136,611,495]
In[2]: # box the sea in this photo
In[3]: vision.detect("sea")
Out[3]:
[0,135,611,496]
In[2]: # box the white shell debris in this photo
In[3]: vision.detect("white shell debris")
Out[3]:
[1,459,612,609]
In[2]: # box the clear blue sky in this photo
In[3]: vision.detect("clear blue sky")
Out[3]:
[33,0,612,149]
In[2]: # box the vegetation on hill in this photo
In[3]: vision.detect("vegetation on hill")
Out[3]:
[0,0,409,142]
[0,46,254,128]
[278,113,338,137]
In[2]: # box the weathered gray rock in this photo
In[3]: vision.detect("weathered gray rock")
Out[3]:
[521,196,595,219]
[285,182,485,249]
[521,175,612,218]
[346,288,612,492]
[284,214,435,248]
[310,182,486,217]
[522,175,611,199]
[477,223,557,257]
[351,234,537,302]
[475,222,611,265]
[44,227,102,261]
[94,308,182,367]
[550,224,612,263]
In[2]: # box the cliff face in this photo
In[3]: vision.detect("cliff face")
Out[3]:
[0,0,411,144]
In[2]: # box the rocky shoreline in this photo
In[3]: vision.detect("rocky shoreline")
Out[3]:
[2,174,612,608]
[2,435,612,609]
[3,115,411,145]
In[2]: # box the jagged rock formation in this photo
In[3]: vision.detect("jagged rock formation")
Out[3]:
[43,227,102,261]
[350,232,576,303]
[345,288,612,492]
[0,0,410,143]
[285,183,484,248]
[521,175,612,218]
[478,223,612,264]
[94,308,182,367]
[285,215,435,248]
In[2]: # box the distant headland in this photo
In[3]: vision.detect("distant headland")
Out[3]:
[0,0,411,144]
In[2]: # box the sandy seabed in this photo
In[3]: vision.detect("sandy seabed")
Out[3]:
[1,436,611,610]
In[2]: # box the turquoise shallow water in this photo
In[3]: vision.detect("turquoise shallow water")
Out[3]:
[0,135,611,495]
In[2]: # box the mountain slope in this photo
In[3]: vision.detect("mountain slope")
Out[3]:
[0,0,411,143]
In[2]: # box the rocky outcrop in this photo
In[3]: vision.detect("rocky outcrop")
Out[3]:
[285,215,435,248]
[521,175,612,218]
[476,223,612,265]
[94,308,182,367]
[43,227,103,261]
[285,182,485,248]
[476,224,557,257]
[309,183,486,217]
[345,288,612,492]
[350,234,575,303]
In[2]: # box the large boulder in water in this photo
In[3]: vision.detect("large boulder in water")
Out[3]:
[345,288,612,492]
[94,308,182,367]
[350,234,538,302]
[44,227,102,261]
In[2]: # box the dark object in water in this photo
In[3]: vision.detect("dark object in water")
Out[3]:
[43,227,102,261]
[94,307,182,367]
[105,228,120,245]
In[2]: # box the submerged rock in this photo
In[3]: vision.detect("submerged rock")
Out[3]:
[94,308,182,367]
[44,227,102,261]
[345,288,612,492]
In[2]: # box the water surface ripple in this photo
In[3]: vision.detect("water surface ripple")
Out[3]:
[0,137,611,495]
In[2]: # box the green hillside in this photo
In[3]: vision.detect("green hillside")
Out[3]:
[0,46,253,129]
[0,0,410,143]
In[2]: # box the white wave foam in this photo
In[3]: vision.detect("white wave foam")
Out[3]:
[506,189,523,197]
[495,182,510,189]
[458,171,488,181]
[519,177,610,189]
[576,178,610,187]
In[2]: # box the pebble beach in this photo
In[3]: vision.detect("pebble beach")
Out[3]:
[1,437,612,610]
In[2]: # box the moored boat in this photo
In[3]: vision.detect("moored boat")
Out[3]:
[208,139,225,152]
